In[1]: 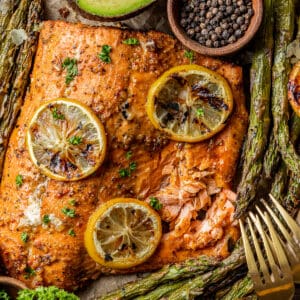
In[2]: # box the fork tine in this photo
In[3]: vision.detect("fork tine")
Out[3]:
[269,194,300,242]
[256,206,290,273]
[249,212,280,280]
[239,219,260,278]
[261,199,296,247]
[246,216,270,283]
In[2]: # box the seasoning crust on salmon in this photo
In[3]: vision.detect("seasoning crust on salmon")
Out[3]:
[0,21,248,290]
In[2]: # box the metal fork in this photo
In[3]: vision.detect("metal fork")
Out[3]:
[257,194,300,283]
[239,209,295,299]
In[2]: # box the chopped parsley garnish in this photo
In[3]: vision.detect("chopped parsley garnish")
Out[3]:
[196,108,204,117]
[123,38,139,45]
[21,232,29,243]
[62,207,76,218]
[184,50,195,63]
[119,168,130,178]
[0,289,9,300]
[42,214,51,225]
[24,266,36,279]
[62,57,78,85]
[16,174,23,187]
[17,286,79,300]
[149,197,163,211]
[69,199,77,206]
[68,136,82,145]
[125,151,132,160]
[129,161,137,171]
[68,229,76,237]
[99,45,112,63]
[52,107,65,120]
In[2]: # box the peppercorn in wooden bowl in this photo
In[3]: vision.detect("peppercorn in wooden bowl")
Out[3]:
[167,0,263,56]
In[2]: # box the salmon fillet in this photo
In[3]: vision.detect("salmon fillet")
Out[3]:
[0,21,248,290]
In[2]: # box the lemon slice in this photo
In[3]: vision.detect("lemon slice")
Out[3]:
[27,98,107,181]
[146,65,234,143]
[288,61,300,117]
[84,198,162,269]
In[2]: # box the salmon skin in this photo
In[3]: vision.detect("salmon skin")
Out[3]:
[0,21,248,290]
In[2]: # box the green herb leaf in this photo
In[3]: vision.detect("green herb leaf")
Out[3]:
[184,50,195,63]
[99,45,112,63]
[24,266,36,279]
[68,136,82,145]
[52,107,65,120]
[17,286,79,300]
[119,168,130,178]
[149,196,163,211]
[62,58,78,85]
[15,174,23,188]
[125,151,132,160]
[129,161,137,171]
[42,214,51,225]
[68,229,76,237]
[123,38,139,45]
[62,207,76,218]
[21,232,29,243]
[196,108,204,117]
[69,199,77,206]
[0,289,10,300]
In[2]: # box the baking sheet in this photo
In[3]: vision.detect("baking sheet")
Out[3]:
[44,0,171,298]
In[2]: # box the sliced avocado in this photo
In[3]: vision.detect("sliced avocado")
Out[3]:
[76,0,156,18]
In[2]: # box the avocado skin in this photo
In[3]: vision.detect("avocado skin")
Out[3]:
[69,0,157,21]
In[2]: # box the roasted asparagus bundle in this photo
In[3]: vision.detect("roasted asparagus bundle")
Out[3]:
[235,0,274,217]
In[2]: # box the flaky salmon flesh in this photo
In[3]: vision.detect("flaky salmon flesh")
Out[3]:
[0,21,248,290]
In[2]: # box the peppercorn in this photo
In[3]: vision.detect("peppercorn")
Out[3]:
[180,0,254,48]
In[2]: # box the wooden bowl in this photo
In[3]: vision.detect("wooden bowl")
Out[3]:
[68,0,157,22]
[167,0,263,56]
[0,276,27,299]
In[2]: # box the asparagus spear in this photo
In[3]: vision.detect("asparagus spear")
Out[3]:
[0,0,20,44]
[0,0,30,106]
[167,245,245,300]
[99,256,219,300]
[235,0,274,217]
[270,162,288,204]
[0,0,42,177]
[220,276,254,300]
[272,0,299,174]
[263,134,280,179]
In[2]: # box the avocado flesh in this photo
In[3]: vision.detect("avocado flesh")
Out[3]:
[76,0,156,18]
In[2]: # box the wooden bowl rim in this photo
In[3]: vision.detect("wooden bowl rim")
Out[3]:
[167,0,263,56]
[0,276,27,290]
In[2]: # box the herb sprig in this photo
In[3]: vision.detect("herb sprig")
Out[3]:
[62,207,76,218]
[123,38,139,45]
[184,50,195,63]
[62,58,78,85]
[99,45,112,63]
[149,197,163,211]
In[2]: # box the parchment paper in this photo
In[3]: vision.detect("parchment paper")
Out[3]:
[43,1,170,298]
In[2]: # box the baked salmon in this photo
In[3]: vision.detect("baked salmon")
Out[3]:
[0,21,248,290]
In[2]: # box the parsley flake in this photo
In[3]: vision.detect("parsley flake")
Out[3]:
[123,38,139,45]
[68,229,76,237]
[16,174,23,187]
[62,207,76,218]
[42,214,51,225]
[196,108,204,117]
[68,136,82,145]
[0,290,9,300]
[149,197,163,211]
[62,57,78,85]
[52,107,65,120]
[21,232,29,243]
[129,161,137,171]
[125,151,132,160]
[119,168,130,178]
[184,50,195,63]
[24,266,36,279]
[99,45,112,63]
[69,199,77,206]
